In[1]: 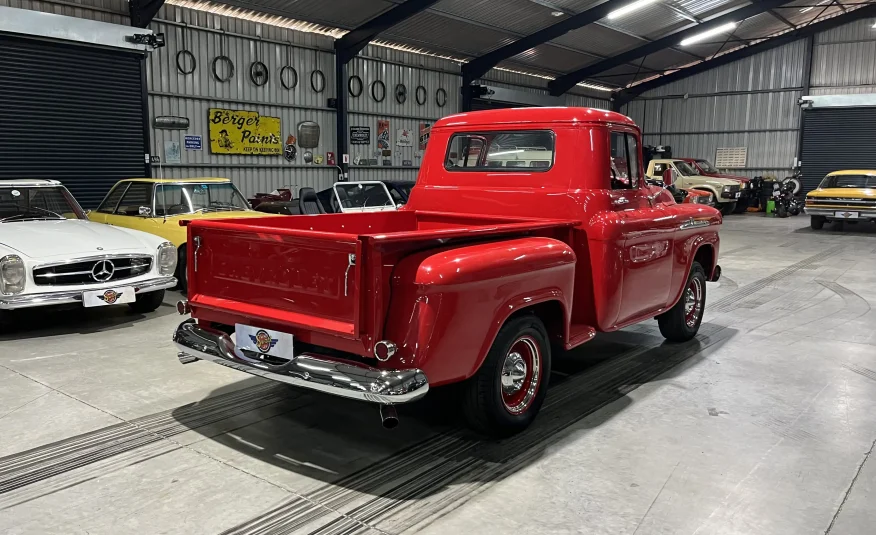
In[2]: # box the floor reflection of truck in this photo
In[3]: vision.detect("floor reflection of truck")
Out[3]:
[174,108,723,437]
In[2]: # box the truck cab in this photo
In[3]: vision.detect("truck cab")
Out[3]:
[173,107,722,437]
[646,158,741,215]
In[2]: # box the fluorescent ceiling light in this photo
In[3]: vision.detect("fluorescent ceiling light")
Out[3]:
[551,11,564,16]
[872,20,876,28]
[607,0,659,20]
[800,0,829,14]
[680,22,737,46]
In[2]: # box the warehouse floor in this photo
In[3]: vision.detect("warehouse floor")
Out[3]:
[1,215,875,535]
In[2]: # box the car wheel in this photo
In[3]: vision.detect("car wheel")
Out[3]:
[776,203,788,218]
[657,262,706,343]
[719,202,737,215]
[810,216,825,230]
[175,245,188,294]
[128,290,165,313]
[462,314,551,437]
[733,199,748,213]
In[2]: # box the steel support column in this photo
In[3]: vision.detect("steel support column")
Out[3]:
[797,35,814,164]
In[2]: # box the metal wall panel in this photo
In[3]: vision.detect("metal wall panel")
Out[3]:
[811,40,876,89]
[0,0,129,22]
[642,131,798,173]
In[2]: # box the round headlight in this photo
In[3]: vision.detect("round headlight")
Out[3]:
[157,242,178,276]
[0,255,26,294]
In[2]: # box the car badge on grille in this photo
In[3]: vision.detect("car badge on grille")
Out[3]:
[91,260,115,282]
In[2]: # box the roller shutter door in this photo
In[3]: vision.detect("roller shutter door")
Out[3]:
[0,34,148,208]
[800,107,876,193]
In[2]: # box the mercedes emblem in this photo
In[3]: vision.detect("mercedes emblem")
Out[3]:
[91,260,115,282]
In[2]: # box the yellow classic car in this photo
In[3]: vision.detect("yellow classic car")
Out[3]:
[805,170,876,230]
[88,178,269,290]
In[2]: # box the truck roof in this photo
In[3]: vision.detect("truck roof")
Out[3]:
[433,107,637,129]
[0,179,62,187]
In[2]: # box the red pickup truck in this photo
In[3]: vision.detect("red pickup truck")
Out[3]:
[173,107,722,437]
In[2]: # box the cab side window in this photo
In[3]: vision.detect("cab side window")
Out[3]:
[97,183,129,214]
[610,132,638,189]
[115,183,154,216]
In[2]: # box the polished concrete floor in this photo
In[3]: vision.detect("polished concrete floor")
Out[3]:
[1,215,875,535]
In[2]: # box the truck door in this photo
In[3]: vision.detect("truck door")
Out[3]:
[608,131,677,325]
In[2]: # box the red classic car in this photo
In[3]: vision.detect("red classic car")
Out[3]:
[678,157,752,213]
[173,107,723,437]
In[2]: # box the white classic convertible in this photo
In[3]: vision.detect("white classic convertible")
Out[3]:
[0,180,177,317]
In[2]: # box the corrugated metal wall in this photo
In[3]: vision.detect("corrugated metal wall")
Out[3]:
[623,18,876,179]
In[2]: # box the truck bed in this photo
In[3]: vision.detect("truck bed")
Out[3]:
[185,210,578,356]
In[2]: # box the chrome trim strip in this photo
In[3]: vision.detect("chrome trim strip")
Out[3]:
[0,277,176,310]
[172,320,429,404]
[679,218,711,230]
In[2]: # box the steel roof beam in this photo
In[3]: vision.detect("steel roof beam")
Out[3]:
[615,3,876,105]
[129,0,164,28]
[549,0,800,95]
[334,0,441,63]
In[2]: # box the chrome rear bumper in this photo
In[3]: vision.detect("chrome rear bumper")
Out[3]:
[806,208,876,218]
[172,320,429,404]
[0,276,176,310]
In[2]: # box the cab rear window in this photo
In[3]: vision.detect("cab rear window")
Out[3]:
[444,130,555,171]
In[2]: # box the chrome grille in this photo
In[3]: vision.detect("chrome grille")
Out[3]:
[33,256,153,286]
[807,197,876,207]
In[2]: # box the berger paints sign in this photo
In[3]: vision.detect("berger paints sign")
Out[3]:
[208,108,282,155]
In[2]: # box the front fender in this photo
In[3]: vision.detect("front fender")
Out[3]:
[382,236,576,386]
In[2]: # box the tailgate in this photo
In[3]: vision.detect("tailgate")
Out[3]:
[187,222,363,338]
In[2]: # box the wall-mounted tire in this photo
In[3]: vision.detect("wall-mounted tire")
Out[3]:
[128,290,165,313]
[462,314,551,437]
[657,261,706,343]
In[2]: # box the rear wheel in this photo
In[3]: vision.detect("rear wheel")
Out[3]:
[719,202,737,215]
[657,262,706,343]
[776,203,788,218]
[733,198,749,213]
[462,315,551,437]
[128,290,165,313]
[810,216,825,230]
[175,245,187,294]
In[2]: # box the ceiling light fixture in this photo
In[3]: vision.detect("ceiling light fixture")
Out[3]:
[680,22,737,46]
[551,11,564,16]
[800,0,829,14]
[872,20,876,28]
[607,0,659,20]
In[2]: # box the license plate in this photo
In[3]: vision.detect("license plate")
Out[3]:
[834,211,859,219]
[235,324,295,360]
[735,192,741,198]
[83,287,135,307]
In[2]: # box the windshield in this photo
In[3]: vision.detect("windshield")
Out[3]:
[333,183,395,211]
[675,161,699,176]
[0,186,86,223]
[819,174,876,189]
[154,183,249,216]
[696,159,718,173]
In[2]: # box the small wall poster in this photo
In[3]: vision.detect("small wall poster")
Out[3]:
[350,126,370,145]
[377,120,390,150]
[419,123,431,150]
[184,135,202,151]
[396,128,413,147]
[164,140,181,164]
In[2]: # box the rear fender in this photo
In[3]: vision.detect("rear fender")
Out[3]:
[381,236,576,386]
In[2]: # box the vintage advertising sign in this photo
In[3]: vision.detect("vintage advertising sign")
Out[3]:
[419,122,431,150]
[377,120,390,150]
[396,128,413,147]
[350,126,370,145]
[208,108,282,155]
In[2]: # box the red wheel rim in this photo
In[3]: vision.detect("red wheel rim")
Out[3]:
[501,336,542,415]
[684,277,703,328]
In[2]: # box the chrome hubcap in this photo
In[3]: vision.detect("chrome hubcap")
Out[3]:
[684,278,703,328]
[501,337,541,415]
[501,352,528,394]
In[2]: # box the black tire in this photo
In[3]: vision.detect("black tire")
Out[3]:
[810,216,825,230]
[128,290,165,313]
[657,262,706,343]
[719,202,737,216]
[776,203,788,218]
[462,314,551,437]
[733,199,749,213]
[175,245,187,294]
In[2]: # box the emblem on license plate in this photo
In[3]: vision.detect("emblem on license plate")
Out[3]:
[98,290,124,304]
[250,330,278,353]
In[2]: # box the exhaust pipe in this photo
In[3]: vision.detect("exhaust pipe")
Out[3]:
[380,404,399,429]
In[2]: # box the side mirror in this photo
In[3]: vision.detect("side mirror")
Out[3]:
[662,168,677,187]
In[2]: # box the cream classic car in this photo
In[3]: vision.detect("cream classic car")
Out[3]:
[0,180,177,317]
